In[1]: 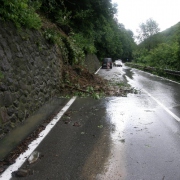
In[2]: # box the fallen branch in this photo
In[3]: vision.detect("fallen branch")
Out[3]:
[65,84,93,94]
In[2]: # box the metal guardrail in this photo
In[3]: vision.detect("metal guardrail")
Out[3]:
[126,63,180,77]
[164,69,180,76]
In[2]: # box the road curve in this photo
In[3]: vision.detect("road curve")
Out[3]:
[3,65,180,180]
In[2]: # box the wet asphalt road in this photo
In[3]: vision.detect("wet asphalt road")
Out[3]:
[11,65,180,180]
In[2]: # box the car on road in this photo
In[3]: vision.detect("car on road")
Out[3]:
[102,58,113,69]
[114,60,123,67]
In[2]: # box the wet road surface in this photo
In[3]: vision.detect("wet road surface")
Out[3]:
[4,65,180,179]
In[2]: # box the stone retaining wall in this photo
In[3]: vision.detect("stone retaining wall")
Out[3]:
[0,21,62,137]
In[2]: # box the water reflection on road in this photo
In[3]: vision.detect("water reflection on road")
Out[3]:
[97,97,128,180]
[96,66,180,180]
[124,66,180,118]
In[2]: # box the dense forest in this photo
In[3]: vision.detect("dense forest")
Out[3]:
[0,0,135,65]
[1,0,179,71]
[133,20,180,71]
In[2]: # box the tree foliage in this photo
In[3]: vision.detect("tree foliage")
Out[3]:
[39,0,135,61]
[136,18,160,43]
[0,0,42,29]
[133,22,180,71]
[0,0,136,64]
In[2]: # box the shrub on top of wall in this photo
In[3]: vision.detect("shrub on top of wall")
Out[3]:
[0,0,42,29]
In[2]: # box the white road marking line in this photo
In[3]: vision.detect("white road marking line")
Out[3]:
[95,67,102,74]
[0,96,77,180]
[143,89,180,122]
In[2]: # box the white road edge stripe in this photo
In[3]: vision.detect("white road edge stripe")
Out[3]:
[143,89,180,122]
[94,66,102,74]
[0,96,77,180]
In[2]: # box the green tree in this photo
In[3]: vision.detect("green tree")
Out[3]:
[0,0,135,63]
[133,22,180,71]
[136,18,160,43]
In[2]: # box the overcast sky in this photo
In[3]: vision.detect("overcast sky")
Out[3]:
[111,0,180,36]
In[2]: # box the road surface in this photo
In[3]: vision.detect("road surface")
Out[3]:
[2,65,180,180]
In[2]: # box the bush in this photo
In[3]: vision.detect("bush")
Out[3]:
[43,29,85,65]
[71,33,96,54]
[0,0,42,29]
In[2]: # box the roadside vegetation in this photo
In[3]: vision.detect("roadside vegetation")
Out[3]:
[133,19,180,73]
[0,0,135,63]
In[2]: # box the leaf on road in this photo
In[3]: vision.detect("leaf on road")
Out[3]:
[98,125,103,128]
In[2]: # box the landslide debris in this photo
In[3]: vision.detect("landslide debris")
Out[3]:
[60,64,134,98]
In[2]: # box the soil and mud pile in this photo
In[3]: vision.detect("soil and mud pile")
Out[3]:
[60,64,131,97]
[60,65,108,96]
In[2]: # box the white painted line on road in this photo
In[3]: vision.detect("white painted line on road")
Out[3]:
[0,96,77,180]
[143,89,180,122]
[95,66,102,74]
